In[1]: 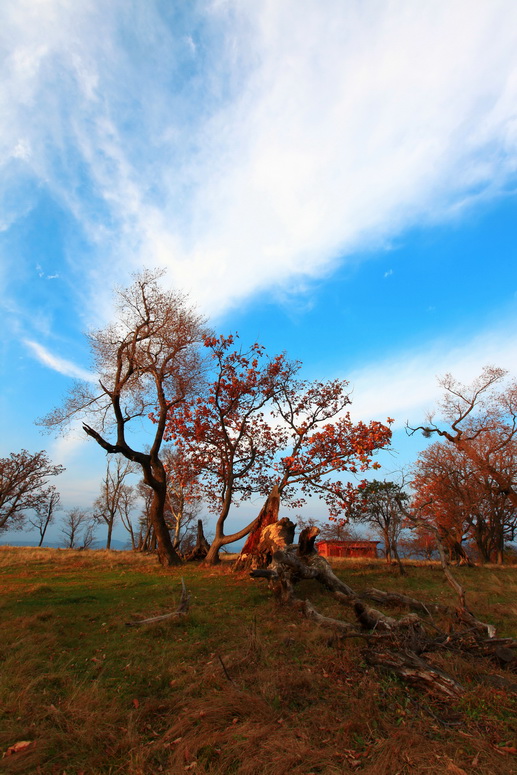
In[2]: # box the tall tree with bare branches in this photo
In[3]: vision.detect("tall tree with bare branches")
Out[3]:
[40,270,206,566]
[93,457,137,549]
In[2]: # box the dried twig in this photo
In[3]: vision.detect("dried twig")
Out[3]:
[125,578,190,627]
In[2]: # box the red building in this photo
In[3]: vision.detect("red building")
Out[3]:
[316,540,379,559]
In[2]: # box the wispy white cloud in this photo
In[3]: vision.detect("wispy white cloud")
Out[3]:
[346,321,517,427]
[23,339,96,383]
[1,0,517,319]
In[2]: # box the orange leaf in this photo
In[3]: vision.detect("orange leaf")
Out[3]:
[4,740,34,757]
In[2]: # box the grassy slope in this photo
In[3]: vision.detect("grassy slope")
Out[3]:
[0,547,516,775]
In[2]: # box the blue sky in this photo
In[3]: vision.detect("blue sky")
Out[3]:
[1,0,517,544]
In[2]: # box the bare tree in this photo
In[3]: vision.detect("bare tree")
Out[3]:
[60,509,95,549]
[28,487,60,546]
[161,447,202,551]
[0,450,64,531]
[93,457,137,549]
[118,481,139,549]
[39,270,206,566]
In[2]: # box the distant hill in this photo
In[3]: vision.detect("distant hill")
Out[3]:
[0,538,131,551]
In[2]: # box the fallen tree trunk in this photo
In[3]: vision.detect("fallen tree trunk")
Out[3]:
[250,524,504,698]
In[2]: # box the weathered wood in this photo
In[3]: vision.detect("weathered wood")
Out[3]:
[361,587,444,615]
[234,486,281,570]
[364,649,464,698]
[273,547,355,596]
[250,528,502,696]
[238,517,296,571]
[294,598,360,636]
[125,578,190,626]
[298,525,319,557]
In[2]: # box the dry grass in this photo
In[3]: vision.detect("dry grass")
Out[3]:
[0,547,516,774]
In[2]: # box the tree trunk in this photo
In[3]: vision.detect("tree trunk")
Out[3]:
[106,520,113,550]
[149,487,182,566]
[234,486,281,571]
[203,537,224,566]
[184,520,210,561]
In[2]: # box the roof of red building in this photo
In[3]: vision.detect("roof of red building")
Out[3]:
[316,540,380,547]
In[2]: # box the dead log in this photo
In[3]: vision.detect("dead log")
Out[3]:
[234,486,281,570]
[184,520,210,562]
[364,649,464,698]
[125,578,190,626]
[361,587,445,616]
[249,521,505,697]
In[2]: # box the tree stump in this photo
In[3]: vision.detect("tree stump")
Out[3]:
[184,520,210,561]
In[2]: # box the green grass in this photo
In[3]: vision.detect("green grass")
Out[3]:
[0,547,516,774]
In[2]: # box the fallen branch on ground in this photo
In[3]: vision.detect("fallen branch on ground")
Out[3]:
[125,578,190,626]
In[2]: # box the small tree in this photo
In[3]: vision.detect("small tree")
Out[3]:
[0,450,64,531]
[28,487,60,546]
[40,270,206,566]
[348,480,407,565]
[118,483,139,549]
[93,457,137,549]
[296,515,361,541]
[161,447,203,551]
[60,509,95,549]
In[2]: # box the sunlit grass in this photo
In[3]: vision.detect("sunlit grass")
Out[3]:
[0,547,516,774]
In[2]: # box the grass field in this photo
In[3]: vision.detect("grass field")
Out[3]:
[0,546,516,774]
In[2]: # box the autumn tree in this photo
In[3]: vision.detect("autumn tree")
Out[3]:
[28,487,60,546]
[412,436,517,564]
[409,366,517,509]
[93,457,137,549]
[237,379,393,568]
[267,380,393,515]
[0,450,64,532]
[40,270,206,567]
[165,334,298,565]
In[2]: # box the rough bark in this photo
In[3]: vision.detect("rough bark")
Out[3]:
[364,649,464,699]
[234,486,281,571]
